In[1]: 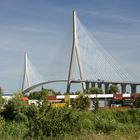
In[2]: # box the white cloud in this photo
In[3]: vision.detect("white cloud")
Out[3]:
[85,10,140,23]
[7,25,58,34]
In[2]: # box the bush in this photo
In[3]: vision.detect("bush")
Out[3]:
[134,96,140,108]
[25,107,81,139]
[2,90,140,139]
[1,122,27,139]
[2,94,28,122]
[72,94,90,110]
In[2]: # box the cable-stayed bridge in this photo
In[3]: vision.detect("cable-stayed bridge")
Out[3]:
[22,11,140,94]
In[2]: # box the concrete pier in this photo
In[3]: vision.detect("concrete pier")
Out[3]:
[131,84,137,93]
[121,84,126,93]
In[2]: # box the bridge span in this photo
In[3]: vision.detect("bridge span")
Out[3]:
[23,79,140,94]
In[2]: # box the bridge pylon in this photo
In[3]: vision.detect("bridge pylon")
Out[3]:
[22,52,30,91]
[67,10,85,93]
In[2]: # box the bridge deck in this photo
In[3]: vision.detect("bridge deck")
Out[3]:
[23,79,140,94]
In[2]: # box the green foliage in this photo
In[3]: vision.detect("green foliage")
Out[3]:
[0,87,4,112]
[29,91,42,100]
[134,95,140,108]
[0,116,5,130]
[40,88,48,102]
[64,91,81,95]
[84,88,101,110]
[0,96,4,111]
[84,87,103,94]
[2,121,27,139]
[92,98,99,110]
[2,92,28,122]
[25,107,81,139]
[29,88,48,100]
[0,87,3,95]
[65,95,71,107]
[1,89,140,139]
[25,103,39,119]
[109,85,119,94]
[90,87,103,94]
[72,94,90,110]
[1,100,140,139]
[75,91,81,95]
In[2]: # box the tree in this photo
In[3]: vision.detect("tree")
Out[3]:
[64,95,71,107]
[25,107,81,139]
[89,87,103,94]
[134,95,140,108]
[29,88,49,101]
[0,87,3,95]
[38,88,49,108]
[87,87,102,110]
[0,87,4,111]
[109,85,119,94]
[72,94,90,110]
[84,87,103,95]
[2,91,28,122]
[29,91,42,100]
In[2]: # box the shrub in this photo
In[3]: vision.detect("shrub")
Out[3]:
[25,107,81,139]
[72,94,90,110]
[2,121,26,139]
[134,96,140,108]
[2,93,28,122]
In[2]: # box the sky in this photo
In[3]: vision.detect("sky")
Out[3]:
[0,0,140,93]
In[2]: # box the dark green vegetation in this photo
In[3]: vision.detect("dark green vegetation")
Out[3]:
[109,85,119,94]
[0,87,140,139]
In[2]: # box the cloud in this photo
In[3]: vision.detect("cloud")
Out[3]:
[85,10,140,23]
[8,25,58,34]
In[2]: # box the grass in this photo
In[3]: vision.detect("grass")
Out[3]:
[62,128,140,140]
